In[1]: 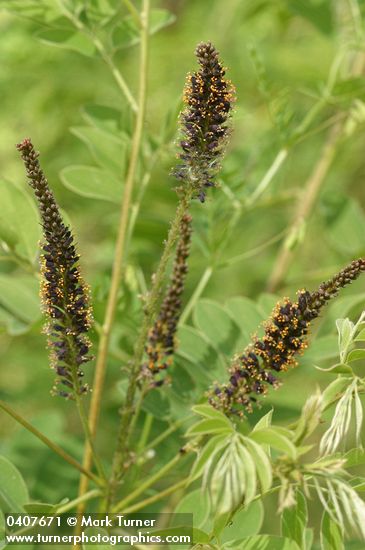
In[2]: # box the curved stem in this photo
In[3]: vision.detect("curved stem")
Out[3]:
[267,34,365,291]
[94,39,138,113]
[267,123,342,292]
[246,148,288,206]
[122,0,142,26]
[138,413,154,453]
[220,228,288,268]
[77,0,150,511]
[0,400,100,484]
[112,454,183,512]
[55,489,101,515]
[143,415,194,454]
[58,0,137,112]
[75,394,105,480]
[118,478,190,514]
[180,266,213,324]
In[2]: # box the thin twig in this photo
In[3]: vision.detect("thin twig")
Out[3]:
[112,454,184,512]
[180,266,213,324]
[246,45,351,211]
[77,0,150,511]
[122,0,142,26]
[58,0,138,112]
[267,20,365,291]
[180,229,287,324]
[75,394,105,480]
[220,228,288,268]
[267,122,343,292]
[246,148,288,206]
[0,400,100,485]
[54,489,101,515]
[267,54,364,292]
[94,40,138,113]
[117,478,190,514]
[143,415,194,453]
[138,413,154,453]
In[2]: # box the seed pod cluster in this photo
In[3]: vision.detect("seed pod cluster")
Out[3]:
[16,138,93,399]
[142,214,192,387]
[210,259,365,416]
[174,42,235,202]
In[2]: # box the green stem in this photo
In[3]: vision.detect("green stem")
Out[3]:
[347,0,364,39]
[292,96,329,142]
[143,415,194,454]
[108,190,193,501]
[112,454,183,512]
[138,413,154,453]
[267,122,343,292]
[78,0,150,511]
[125,384,149,450]
[246,148,288,206]
[58,0,137,113]
[125,148,162,247]
[62,325,105,484]
[55,489,101,515]
[0,400,100,484]
[95,40,138,113]
[118,478,190,514]
[219,228,288,269]
[122,0,142,26]
[75,394,105,481]
[245,50,345,210]
[180,266,213,324]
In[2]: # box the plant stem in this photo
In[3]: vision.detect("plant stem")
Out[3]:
[58,0,137,113]
[146,416,194,453]
[267,21,365,291]
[118,478,190,514]
[246,148,288,206]
[245,48,346,211]
[77,0,150,511]
[112,454,183,512]
[179,221,287,325]
[55,489,101,515]
[125,148,162,247]
[220,228,288,268]
[122,0,142,26]
[95,40,138,113]
[266,122,343,293]
[75,394,105,480]
[180,266,213,324]
[0,400,100,484]
[108,190,193,504]
[127,411,154,487]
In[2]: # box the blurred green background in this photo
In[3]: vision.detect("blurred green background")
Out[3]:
[0,0,365,546]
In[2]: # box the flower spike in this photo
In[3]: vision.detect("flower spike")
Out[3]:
[209,259,365,416]
[174,42,235,202]
[16,138,93,399]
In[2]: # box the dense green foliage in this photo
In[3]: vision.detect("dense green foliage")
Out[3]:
[1,1,365,549]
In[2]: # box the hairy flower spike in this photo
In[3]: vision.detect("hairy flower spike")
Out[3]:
[142,214,192,386]
[209,259,365,417]
[16,138,93,399]
[174,42,235,202]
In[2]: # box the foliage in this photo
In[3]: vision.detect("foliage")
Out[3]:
[1,0,365,549]
[187,315,365,547]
